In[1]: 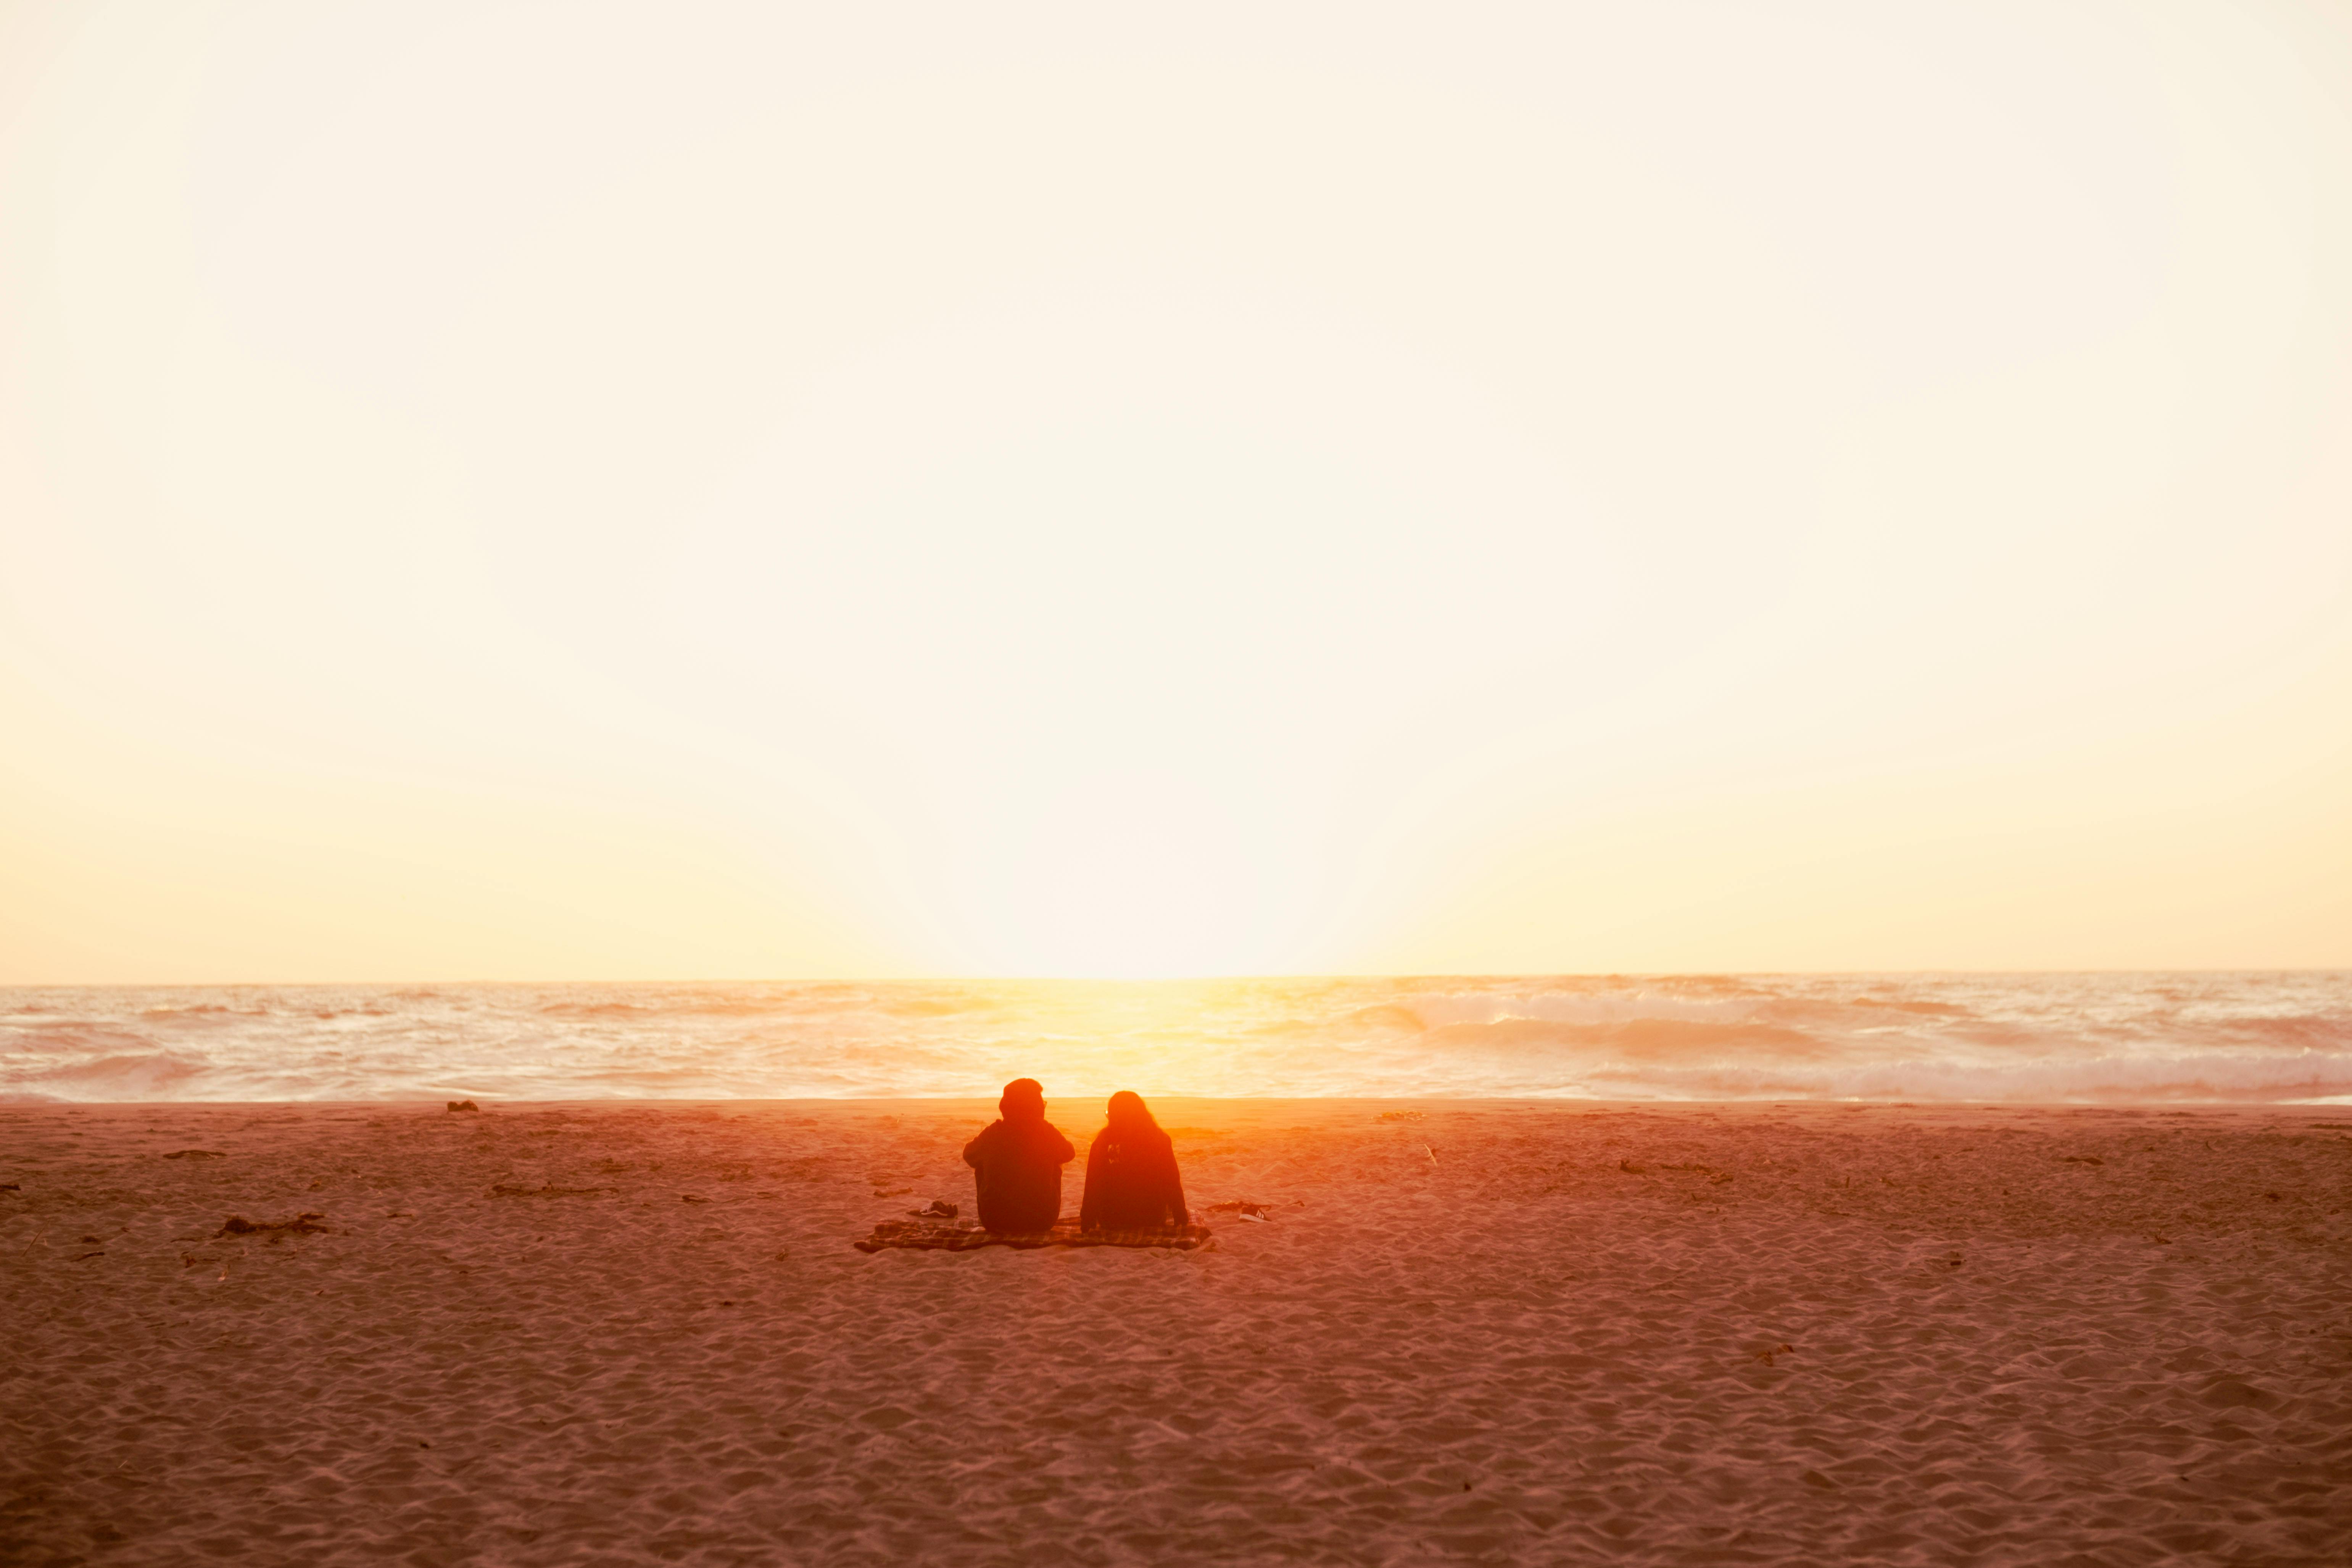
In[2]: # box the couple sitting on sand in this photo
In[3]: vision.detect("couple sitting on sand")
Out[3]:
[962,1079,1187,1233]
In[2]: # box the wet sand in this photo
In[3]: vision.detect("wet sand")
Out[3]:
[3,1100,2349,1566]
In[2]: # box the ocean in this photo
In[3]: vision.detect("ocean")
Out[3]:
[3,972,2347,1104]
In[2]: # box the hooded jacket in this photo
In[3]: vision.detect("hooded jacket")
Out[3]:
[962,1114,1074,1231]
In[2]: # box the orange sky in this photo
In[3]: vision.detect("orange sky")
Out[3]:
[3,1,2349,981]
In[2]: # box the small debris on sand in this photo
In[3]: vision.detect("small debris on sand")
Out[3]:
[681,1194,710,1204]
[1,1181,20,1192]
[1202,1201,1276,1221]
[216,1212,329,1237]
[490,1183,610,1198]
[163,1150,226,1160]
[907,1199,958,1219]
[446,1101,480,1113]
[2062,1155,2104,1166]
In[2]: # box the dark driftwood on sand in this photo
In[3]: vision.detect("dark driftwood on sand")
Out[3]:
[854,1220,1213,1253]
[216,1212,329,1237]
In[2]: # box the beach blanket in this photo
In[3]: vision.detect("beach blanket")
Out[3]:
[854,1220,1214,1253]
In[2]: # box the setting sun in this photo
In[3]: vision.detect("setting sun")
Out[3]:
[5,2,2349,982]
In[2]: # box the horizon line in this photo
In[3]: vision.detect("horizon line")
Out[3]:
[4,966,2348,988]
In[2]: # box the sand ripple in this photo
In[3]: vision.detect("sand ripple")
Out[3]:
[3,1101,2348,1565]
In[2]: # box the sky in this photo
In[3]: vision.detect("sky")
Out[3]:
[2,0,2349,983]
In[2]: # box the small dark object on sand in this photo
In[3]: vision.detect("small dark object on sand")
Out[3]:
[447,1100,480,1112]
[1201,1200,1275,1221]
[74,1251,105,1260]
[681,1194,709,1203]
[217,1212,329,1237]
[164,1150,226,1160]
[1,1182,20,1192]
[2062,1155,2104,1166]
[907,1199,958,1219]
[491,1183,609,1197]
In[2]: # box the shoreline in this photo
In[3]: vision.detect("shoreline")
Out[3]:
[13,1094,2349,1108]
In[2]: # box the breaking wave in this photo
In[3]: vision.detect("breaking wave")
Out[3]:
[1,973,2346,1103]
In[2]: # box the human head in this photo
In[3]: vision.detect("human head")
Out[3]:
[1105,1090,1157,1130]
[1000,1078,1045,1122]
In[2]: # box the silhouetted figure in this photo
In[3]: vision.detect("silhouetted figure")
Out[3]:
[1080,1091,1188,1232]
[962,1078,1074,1233]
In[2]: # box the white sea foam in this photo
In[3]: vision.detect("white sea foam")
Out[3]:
[2,973,2346,1103]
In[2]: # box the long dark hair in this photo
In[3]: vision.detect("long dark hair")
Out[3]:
[1100,1090,1166,1144]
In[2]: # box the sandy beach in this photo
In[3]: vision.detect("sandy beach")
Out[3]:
[4,1099,2348,1566]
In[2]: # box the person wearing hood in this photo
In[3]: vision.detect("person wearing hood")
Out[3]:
[1079,1091,1189,1233]
[962,1078,1075,1232]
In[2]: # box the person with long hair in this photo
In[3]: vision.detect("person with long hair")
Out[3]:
[1079,1091,1189,1232]
[961,1078,1074,1233]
